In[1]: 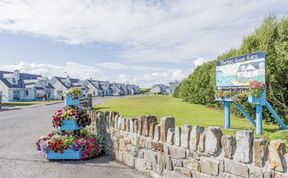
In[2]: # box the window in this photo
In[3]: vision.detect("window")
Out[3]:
[13,90,20,100]
[12,78,16,84]
[25,90,29,96]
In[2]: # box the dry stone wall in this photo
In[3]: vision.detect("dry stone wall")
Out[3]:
[89,110,288,178]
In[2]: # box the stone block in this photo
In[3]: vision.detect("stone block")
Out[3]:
[249,165,263,178]
[221,135,236,159]
[200,158,219,176]
[190,125,204,151]
[134,119,139,133]
[160,117,175,142]
[138,115,157,137]
[269,140,287,172]
[174,127,181,146]
[198,130,206,152]
[110,111,119,127]
[154,124,160,141]
[167,128,175,145]
[181,125,192,148]
[172,158,183,167]
[121,118,126,131]
[275,172,288,178]
[125,118,130,132]
[253,138,267,167]
[174,167,193,177]
[193,172,214,178]
[153,141,164,152]
[118,138,126,151]
[224,158,249,178]
[149,122,157,139]
[135,158,146,171]
[169,145,186,159]
[123,152,135,168]
[183,158,199,172]
[205,127,222,156]
[165,155,173,171]
[144,150,157,164]
[127,144,138,157]
[163,170,191,178]
[219,173,244,178]
[234,130,253,163]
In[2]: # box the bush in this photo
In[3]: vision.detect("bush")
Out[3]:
[175,15,288,125]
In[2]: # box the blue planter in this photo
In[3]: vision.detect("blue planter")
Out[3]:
[248,95,266,105]
[215,97,232,102]
[65,95,80,106]
[60,120,81,131]
[47,149,82,160]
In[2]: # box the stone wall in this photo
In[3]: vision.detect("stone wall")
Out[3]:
[89,111,288,178]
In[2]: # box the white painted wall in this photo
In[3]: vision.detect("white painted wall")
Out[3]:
[0,81,9,101]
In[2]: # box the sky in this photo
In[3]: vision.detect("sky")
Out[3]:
[0,0,287,88]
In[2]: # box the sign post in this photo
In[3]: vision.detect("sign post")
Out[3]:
[215,52,287,134]
[224,101,231,129]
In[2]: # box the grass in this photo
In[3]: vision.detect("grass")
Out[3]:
[95,95,279,135]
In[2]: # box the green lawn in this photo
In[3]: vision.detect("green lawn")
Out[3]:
[95,95,278,135]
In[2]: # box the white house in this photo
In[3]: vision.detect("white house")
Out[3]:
[150,84,170,95]
[49,76,80,99]
[83,79,104,96]
[0,70,54,101]
[99,81,111,96]
[237,61,265,82]
[109,83,122,96]
[169,81,180,95]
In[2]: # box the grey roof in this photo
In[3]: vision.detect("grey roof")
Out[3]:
[0,71,41,88]
[237,62,263,72]
[54,76,80,89]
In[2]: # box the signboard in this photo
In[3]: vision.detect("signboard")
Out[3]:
[216,52,266,89]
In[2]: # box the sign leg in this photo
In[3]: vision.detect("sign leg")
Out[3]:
[256,105,263,134]
[224,101,231,129]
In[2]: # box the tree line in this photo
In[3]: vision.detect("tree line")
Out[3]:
[174,16,288,125]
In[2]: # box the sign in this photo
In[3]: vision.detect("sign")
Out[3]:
[216,52,266,89]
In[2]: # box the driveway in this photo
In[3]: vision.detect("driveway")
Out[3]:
[0,98,148,178]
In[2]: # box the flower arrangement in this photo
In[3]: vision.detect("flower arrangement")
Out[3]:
[215,90,231,99]
[231,92,248,103]
[36,129,101,159]
[64,87,82,99]
[52,106,91,128]
[249,80,265,98]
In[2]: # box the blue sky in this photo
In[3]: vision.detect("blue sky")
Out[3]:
[0,0,287,87]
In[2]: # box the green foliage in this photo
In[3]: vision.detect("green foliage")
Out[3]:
[175,15,288,125]
[269,130,288,148]
[175,61,216,105]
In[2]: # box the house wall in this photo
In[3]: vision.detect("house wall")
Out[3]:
[50,80,67,99]
[87,83,100,96]
[0,81,9,101]
[88,111,288,178]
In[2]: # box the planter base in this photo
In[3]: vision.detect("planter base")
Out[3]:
[60,120,81,131]
[47,149,81,160]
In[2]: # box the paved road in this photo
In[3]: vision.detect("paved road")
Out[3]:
[0,98,148,178]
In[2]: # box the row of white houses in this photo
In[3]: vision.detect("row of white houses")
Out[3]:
[0,70,140,102]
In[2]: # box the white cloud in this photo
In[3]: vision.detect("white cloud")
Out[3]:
[0,61,191,87]
[193,57,211,67]
[117,69,192,88]
[0,61,106,80]
[0,0,286,63]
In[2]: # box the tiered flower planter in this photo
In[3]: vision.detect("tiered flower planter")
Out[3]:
[36,88,99,161]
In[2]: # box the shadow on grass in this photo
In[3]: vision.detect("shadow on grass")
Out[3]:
[94,106,111,110]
